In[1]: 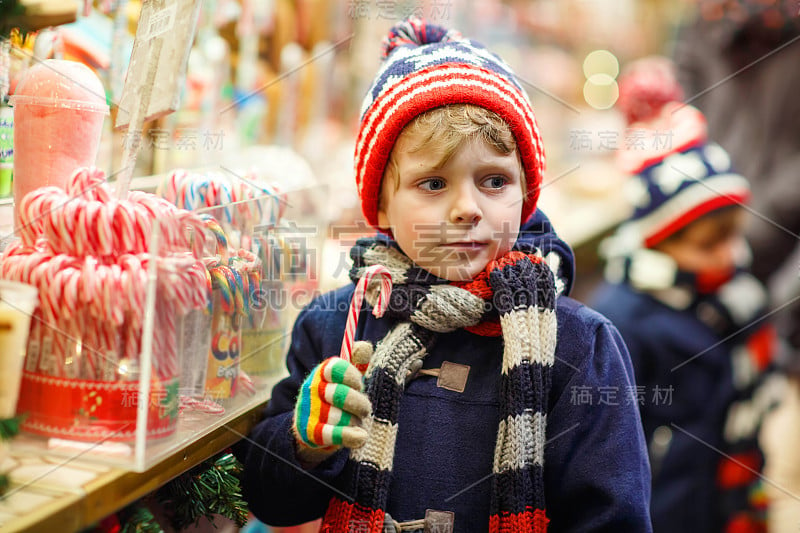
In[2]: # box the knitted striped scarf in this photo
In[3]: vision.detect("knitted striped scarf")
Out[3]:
[320,237,558,532]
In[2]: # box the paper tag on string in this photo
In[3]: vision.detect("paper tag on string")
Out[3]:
[115,0,202,129]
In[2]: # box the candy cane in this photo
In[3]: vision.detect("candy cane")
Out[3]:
[63,268,84,377]
[129,202,152,253]
[229,181,244,228]
[107,263,125,326]
[179,396,225,415]
[87,166,113,202]
[19,254,50,373]
[80,257,104,378]
[39,256,72,376]
[18,187,64,245]
[180,177,195,210]
[115,258,139,373]
[99,320,118,381]
[237,370,256,396]
[113,201,137,254]
[188,261,211,311]
[179,211,210,259]
[339,265,393,362]
[9,250,33,284]
[2,239,27,259]
[232,259,250,315]
[45,199,78,256]
[243,170,267,223]
[67,167,110,202]
[76,200,96,256]
[119,254,147,327]
[102,263,124,380]
[218,178,234,224]
[210,266,234,315]
[161,169,187,205]
[86,263,107,377]
[154,272,178,380]
[161,257,193,316]
[51,266,80,378]
[200,214,228,259]
[186,260,209,313]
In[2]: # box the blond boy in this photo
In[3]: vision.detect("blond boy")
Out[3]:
[237,18,651,533]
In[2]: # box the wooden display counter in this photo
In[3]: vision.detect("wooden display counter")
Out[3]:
[0,390,271,532]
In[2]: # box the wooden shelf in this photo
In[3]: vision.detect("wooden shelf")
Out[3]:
[0,396,268,532]
[6,1,79,34]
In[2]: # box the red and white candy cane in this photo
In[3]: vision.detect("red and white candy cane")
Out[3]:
[18,186,63,245]
[339,265,393,363]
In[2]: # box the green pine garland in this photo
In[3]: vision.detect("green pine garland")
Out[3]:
[118,505,161,533]
[157,452,249,530]
[0,416,22,441]
[0,415,23,496]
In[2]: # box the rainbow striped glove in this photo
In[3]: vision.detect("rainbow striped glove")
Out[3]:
[293,357,371,456]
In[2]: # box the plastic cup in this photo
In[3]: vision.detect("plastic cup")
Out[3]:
[0,280,38,418]
[179,308,211,398]
[9,59,108,227]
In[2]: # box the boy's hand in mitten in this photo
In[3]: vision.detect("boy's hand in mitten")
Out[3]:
[292,357,371,463]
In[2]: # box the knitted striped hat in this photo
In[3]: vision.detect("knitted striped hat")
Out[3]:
[615,56,751,248]
[355,17,546,228]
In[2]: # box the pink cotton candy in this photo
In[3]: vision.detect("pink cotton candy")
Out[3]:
[10,60,108,228]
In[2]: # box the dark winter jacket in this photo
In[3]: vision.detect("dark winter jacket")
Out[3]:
[235,211,652,532]
[591,275,775,532]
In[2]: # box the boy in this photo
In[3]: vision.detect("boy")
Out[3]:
[591,57,778,532]
[236,18,651,532]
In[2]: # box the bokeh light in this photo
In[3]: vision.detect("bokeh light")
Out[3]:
[582,49,620,79]
[583,73,619,109]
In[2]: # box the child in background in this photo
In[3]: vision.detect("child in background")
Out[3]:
[236,18,651,532]
[591,57,780,532]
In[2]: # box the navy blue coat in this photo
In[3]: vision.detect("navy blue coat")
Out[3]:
[591,281,744,532]
[236,213,652,532]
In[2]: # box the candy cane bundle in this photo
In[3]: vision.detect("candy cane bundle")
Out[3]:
[158,168,283,237]
[159,170,283,403]
[2,167,210,382]
[1,167,223,442]
[202,248,262,403]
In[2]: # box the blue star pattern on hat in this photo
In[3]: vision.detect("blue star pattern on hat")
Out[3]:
[626,143,749,247]
[364,39,526,117]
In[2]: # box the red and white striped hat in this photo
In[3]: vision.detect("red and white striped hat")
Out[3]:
[354,17,546,228]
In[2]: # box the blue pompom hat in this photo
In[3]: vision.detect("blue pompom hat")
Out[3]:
[614,56,751,248]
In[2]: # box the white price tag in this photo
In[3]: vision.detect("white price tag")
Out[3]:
[142,3,177,41]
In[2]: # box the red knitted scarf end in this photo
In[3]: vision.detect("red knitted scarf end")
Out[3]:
[489,508,549,533]
[321,498,385,533]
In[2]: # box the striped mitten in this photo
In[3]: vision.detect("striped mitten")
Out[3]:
[293,357,371,457]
